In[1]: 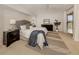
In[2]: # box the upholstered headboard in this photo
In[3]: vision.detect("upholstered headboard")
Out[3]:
[16,20,32,29]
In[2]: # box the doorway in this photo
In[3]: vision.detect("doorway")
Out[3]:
[67,12,74,34]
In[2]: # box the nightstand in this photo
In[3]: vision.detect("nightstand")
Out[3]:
[3,29,20,47]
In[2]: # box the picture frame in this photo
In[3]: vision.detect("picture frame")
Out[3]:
[43,19,50,24]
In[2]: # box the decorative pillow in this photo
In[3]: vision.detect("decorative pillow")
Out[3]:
[26,24,30,29]
[20,25,26,30]
[30,26,33,29]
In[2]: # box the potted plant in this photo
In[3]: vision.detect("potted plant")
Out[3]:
[54,19,61,32]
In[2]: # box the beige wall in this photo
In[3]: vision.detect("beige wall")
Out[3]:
[63,5,79,41]
[4,5,65,31]
[0,5,4,44]
[73,5,79,41]
[34,9,64,31]
[63,7,74,32]
[3,6,32,31]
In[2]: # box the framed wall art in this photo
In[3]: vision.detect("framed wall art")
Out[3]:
[43,19,50,24]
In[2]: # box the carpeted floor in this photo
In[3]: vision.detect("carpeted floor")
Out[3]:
[0,32,70,55]
[25,32,70,55]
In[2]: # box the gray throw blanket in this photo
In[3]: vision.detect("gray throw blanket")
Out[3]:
[28,30,48,47]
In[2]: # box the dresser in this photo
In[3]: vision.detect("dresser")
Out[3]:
[41,24,53,31]
[3,29,20,47]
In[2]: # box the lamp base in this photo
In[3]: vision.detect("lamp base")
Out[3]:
[9,25,17,31]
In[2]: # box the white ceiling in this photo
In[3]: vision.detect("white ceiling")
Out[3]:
[5,4,73,16]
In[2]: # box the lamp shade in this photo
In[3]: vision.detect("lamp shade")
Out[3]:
[10,19,16,24]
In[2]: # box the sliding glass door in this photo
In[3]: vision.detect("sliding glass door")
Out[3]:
[67,12,73,34]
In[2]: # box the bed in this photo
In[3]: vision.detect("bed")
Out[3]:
[16,20,48,49]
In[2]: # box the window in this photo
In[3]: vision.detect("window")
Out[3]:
[67,12,73,34]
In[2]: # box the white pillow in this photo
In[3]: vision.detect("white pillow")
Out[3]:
[20,25,26,30]
[30,26,33,29]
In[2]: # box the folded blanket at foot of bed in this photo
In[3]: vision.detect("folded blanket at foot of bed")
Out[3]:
[28,30,48,47]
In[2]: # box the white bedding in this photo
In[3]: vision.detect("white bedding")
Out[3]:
[20,27,48,39]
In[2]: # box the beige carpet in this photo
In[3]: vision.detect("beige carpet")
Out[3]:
[0,32,70,55]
